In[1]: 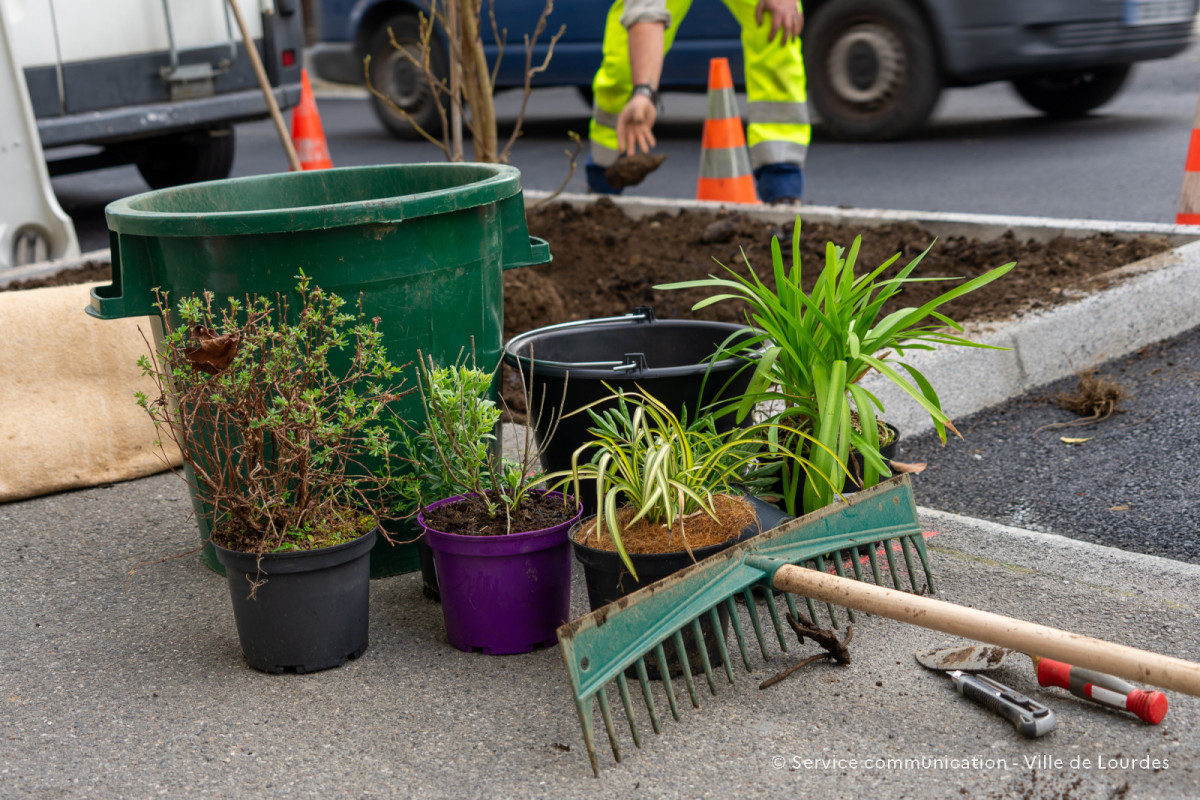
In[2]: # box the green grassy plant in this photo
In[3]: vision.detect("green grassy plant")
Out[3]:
[658,219,1014,514]
[555,389,819,578]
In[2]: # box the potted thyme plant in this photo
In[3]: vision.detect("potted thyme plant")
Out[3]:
[401,355,581,655]
[658,219,1015,514]
[136,275,409,674]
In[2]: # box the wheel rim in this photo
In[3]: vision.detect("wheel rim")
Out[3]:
[376,44,433,117]
[827,23,905,107]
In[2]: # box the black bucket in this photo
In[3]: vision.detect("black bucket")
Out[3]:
[503,308,757,487]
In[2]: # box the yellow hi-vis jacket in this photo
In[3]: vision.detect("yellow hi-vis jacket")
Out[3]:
[589,0,810,171]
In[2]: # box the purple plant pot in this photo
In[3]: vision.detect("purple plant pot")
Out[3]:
[418,491,582,655]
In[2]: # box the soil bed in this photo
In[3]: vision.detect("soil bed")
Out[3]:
[502,199,1173,415]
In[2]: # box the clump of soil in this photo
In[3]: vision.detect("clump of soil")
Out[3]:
[421,490,578,536]
[605,154,668,189]
[1054,369,1128,417]
[575,493,754,554]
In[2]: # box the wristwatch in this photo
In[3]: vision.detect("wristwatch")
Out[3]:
[631,84,662,111]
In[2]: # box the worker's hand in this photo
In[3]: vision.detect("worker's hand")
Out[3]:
[755,0,803,44]
[617,93,658,156]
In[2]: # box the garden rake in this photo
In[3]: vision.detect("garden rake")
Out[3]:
[557,474,1200,775]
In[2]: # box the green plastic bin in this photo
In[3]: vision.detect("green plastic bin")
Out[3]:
[90,163,550,577]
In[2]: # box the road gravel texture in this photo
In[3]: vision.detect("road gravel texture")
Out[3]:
[901,323,1200,564]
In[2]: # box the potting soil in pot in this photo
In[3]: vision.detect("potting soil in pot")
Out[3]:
[574,493,755,554]
[420,492,578,536]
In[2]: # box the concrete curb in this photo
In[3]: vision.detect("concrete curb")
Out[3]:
[919,506,1200,606]
[524,191,1200,437]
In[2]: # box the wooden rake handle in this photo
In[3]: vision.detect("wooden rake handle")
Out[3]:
[772,565,1200,698]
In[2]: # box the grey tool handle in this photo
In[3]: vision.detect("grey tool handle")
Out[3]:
[950,671,1057,738]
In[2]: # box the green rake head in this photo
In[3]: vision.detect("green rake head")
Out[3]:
[556,475,932,776]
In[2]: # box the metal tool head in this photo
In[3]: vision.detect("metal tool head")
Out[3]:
[915,644,1018,672]
[557,475,934,775]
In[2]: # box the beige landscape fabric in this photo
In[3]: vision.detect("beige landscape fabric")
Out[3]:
[0,282,180,503]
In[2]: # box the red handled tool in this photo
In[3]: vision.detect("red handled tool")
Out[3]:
[916,645,1168,724]
[1032,656,1167,724]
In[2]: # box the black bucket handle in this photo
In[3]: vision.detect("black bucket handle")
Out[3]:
[506,307,658,372]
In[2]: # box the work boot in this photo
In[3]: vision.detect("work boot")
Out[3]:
[754,163,804,204]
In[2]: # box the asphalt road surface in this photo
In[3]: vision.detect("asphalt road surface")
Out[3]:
[898,323,1200,565]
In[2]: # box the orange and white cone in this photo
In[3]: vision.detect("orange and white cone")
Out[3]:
[1177,98,1200,225]
[291,69,333,171]
[696,58,759,204]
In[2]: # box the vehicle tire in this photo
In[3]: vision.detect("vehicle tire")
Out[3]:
[1011,65,1132,118]
[366,14,448,140]
[804,0,941,141]
[135,127,235,190]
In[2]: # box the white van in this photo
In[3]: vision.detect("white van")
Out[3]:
[9,0,304,188]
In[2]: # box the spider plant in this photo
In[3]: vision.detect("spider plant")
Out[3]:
[657,218,1014,514]
[555,388,823,579]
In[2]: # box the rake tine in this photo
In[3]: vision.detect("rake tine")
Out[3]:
[690,617,718,695]
[830,552,858,623]
[634,657,662,735]
[849,545,866,584]
[576,697,600,776]
[914,533,937,594]
[783,591,799,623]
[899,535,921,593]
[596,687,621,763]
[654,643,682,721]
[709,607,736,684]
[614,672,641,749]
[883,538,903,590]
[724,597,754,671]
[672,631,700,709]
[813,553,841,628]
[866,544,883,586]
[762,586,789,651]
[741,588,771,661]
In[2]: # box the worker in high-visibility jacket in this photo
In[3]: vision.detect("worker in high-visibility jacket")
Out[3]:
[587,0,808,203]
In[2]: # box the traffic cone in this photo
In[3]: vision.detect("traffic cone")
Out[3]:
[1176,98,1200,225]
[291,69,333,170]
[696,58,759,204]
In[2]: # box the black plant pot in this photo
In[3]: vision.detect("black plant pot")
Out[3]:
[570,495,790,677]
[213,528,376,674]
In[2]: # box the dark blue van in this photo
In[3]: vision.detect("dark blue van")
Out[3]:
[310,0,1196,141]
